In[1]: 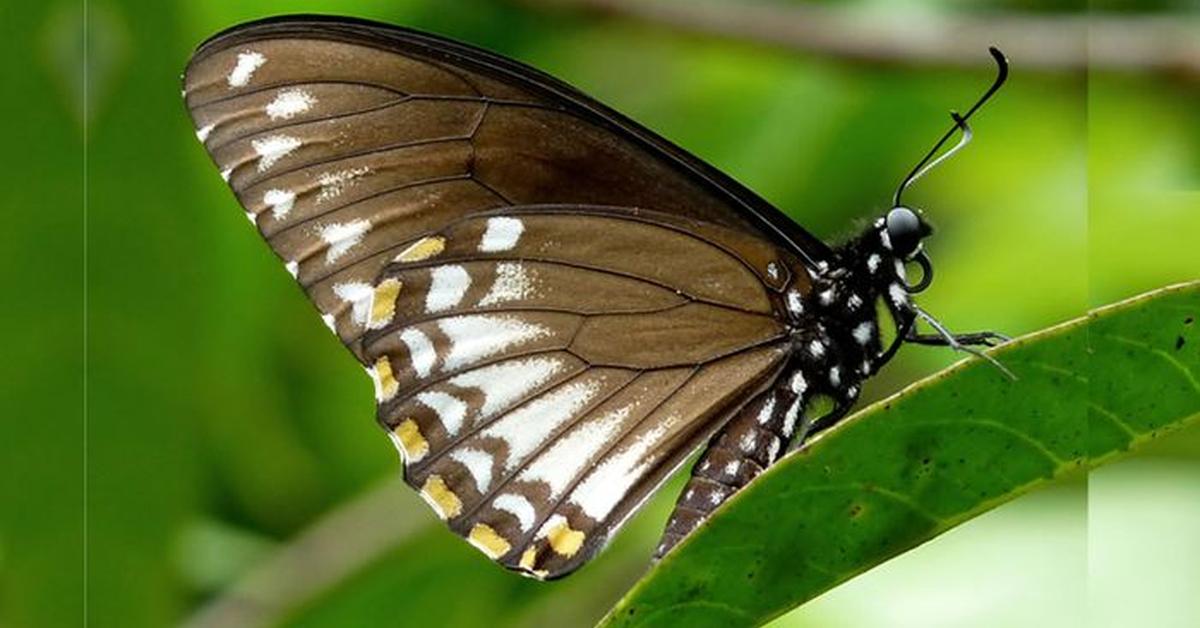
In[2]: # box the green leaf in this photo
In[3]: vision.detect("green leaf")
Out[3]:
[600,281,1200,628]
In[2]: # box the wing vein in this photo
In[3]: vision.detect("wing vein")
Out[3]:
[206,95,414,152]
[350,302,691,348]
[266,172,471,242]
[238,133,476,189]
[328,253,764,318]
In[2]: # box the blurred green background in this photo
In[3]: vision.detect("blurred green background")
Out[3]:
[5,0,1198,626]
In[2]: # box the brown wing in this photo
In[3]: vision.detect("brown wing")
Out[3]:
[181,17,820,579]
[357,208,792,578]
[181,15,826,361]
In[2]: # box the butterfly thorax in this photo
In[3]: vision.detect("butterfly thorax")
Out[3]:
[784,218,913,385]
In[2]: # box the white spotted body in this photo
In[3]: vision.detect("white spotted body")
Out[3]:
[661,210,923,558]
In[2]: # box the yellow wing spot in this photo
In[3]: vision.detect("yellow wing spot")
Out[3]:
[368,278,402,329]
[517,546,549,580]
[519,547,538,570]
[468,523,512,559]
[395,236,445,263]
[420,475,462,519]
[372,356,399,402]
[393,419,429,463]
[545,518,585,557]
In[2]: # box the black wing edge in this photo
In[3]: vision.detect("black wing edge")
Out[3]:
[185,13,834,269]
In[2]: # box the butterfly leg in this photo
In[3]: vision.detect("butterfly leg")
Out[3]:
[908,306,1015,379]
[906,330,1009,347]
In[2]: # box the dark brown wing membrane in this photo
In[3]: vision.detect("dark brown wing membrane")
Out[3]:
[356,209,790,578]
[182,16,825,360]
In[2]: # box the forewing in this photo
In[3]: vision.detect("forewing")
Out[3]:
[182,15,825,359]
[359,210,790,578]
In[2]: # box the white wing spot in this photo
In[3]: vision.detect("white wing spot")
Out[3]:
[227,51,265,87]
[482,380,601,472]
[426,265,472,313]
[829,366,841,388]
[438,315,550,373]
[220,168,232,182]
[479,217,524,252]
[252,134,301,172]
[316,167,370,202]
[319,219,371,264]
[417,391,468,434]
[262,189,295,219]
[195,124,214,142]
[320,313,337,333]
[520,405,631,498]
[285,261,299,278]
[867,253,882,273]
[265,88,316,120]
[400,328,437,377]
[479,263,536,306]
[448,447,493,493]
[450,356,564,420]
[808,339,826,358]
[570,415,679,521]
[819,289,836,306]
[889,283,908,307]
[493,493,537,533]
[332,281,374,327]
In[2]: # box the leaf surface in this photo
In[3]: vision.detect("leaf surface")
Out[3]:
[600,281,1200,628]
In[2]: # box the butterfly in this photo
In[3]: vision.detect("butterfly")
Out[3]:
[182,15,1010,580]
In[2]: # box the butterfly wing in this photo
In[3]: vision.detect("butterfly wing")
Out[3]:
[182,16,817,578]
[182,15,826,359]
[361,208,793,577]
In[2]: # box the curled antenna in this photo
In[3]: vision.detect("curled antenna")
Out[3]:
[893,47,1009,207]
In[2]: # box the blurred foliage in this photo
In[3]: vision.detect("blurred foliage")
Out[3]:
[3,0,1197,626]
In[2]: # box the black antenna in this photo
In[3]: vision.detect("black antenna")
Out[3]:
[893,47,1009,207]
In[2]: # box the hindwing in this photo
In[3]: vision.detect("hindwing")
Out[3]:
[356,209,794,577]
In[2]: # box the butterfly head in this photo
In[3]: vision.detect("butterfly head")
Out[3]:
[867,205,935,295]
[883,206,931,261]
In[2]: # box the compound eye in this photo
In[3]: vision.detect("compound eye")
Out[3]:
[885,206,924,259]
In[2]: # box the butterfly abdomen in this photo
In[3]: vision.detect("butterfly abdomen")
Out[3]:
[656,383,800,557]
